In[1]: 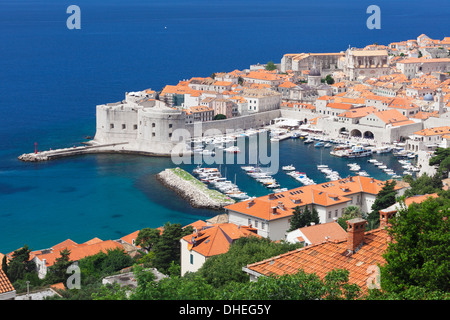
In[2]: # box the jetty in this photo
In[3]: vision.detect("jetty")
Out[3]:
[156,167,235,210]
[18,142,129,162]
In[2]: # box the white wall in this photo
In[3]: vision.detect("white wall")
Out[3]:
[180,239,207,276]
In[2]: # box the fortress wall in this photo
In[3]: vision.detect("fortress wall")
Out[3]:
[185,109,281,137]
[280,109,318,122]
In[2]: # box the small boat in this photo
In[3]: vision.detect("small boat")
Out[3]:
[324,143,332,148]
[290,132,301,139]
[304,138,314,144]
[282,165,295,171]
[225,146,240,153]
[314,142,324,147]
[358,171,369,177]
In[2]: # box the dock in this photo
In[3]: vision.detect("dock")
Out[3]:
[18,142,129,162]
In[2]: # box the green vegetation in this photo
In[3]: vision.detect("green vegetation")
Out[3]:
[369,192,450,300]
[324,74,335,85]
[367,180,397,230]
[403,173,442,197]
[265,61,277,71]
[213,113,227,120]
[197,237,301,287]
[288,205,320,231]
[337,206,364,230]
[429,147,450,179]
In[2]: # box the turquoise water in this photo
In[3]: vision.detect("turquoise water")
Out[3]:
[0,0,447,253]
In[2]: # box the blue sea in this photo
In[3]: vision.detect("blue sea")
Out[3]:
[0,0,448,253]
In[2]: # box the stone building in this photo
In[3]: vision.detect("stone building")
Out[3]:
[343,48,390,80]
[280,52,345,75]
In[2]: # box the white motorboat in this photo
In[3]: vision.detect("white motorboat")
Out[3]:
[282,165,296,171]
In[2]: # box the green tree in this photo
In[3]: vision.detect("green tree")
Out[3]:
[300,206,312,227]
[198,236,301,288]
[1,255,7,276]
[7,245,35,283]
[46,248,72,284]
[265,61,277,71]
[324,74,335,85]
[136,228,161,252]
[367,180,397,230]
[288,206,303,231]
[310,206,320,225]
[152,222,193,273]
[403,173,442,198]
[429,147,450,178]
[337,206,362,230]
[237,76,244,85]
[213,114,227,120]
[219,269,360,300]
[379,194,450,294]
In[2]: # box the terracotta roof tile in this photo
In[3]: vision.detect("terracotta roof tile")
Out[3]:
[0,269,14,295]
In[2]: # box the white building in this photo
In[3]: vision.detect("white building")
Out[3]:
[180,223,259,276]
[242,88,281,113]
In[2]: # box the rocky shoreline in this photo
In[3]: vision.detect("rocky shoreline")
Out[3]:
[156,168,235,210]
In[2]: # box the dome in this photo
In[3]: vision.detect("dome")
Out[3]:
[309,67,321,77]
[423,93,434,101]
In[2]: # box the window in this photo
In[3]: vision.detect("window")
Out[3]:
[248,219,251,226]
[328,211,331,219]
[169,124,173,128]
[152,123,156,128]
[152,132,155,137]
[262,222,265,230]
[133,124,138,130]
[122,124,126,129]
[335,210,338,217]
[255,220,258,228]
[190,254,193,264]
[110,123,114,129]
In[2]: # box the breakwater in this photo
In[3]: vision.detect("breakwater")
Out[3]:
[156,167,235,210]
[17,142,129,162]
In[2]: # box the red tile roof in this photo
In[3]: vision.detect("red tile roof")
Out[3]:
[0,269,14,295]
[226,176,407,220]
[245,227,389,291]
[182,223,260,258]
[298,222,347,244]
[30,239,124,267]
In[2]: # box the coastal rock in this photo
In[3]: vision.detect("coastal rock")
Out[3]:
[156,168,234,210]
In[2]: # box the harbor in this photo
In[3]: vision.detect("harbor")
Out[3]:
[178,125,420,203]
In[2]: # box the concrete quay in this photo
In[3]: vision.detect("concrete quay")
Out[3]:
[17,142,129,162]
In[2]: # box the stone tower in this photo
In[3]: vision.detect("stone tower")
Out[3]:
[435,88,445,114]
[307,59,322,87]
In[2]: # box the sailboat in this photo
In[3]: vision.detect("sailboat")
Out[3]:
[317,148,328,170]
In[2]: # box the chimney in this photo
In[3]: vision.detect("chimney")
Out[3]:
[346,218,367,254]
[379,210,395,229]
[271,206,278,214]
